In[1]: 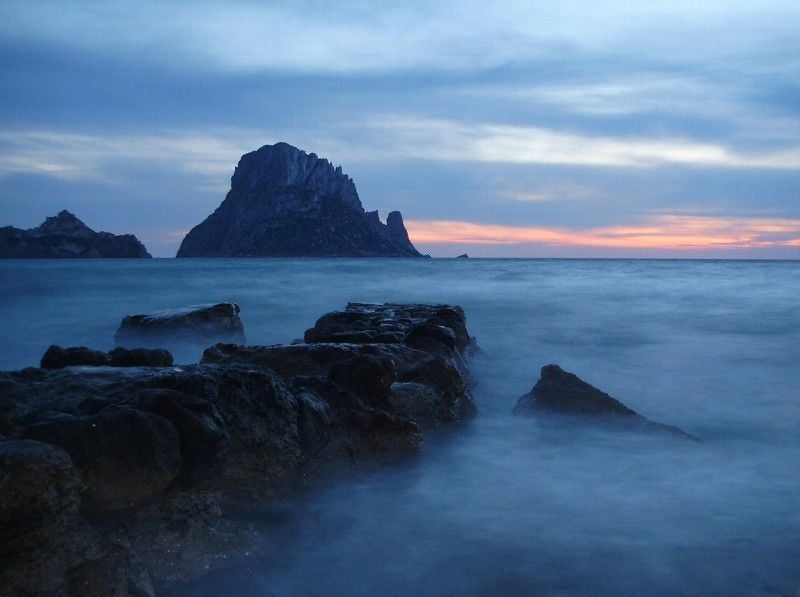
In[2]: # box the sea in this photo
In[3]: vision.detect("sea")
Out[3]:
[1,258,798,596]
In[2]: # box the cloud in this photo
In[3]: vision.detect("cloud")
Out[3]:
[0,126,397,186]
[367,116,800,169]
[0,129,269,185]
[499,182,602,203]
[405,215,800,250]
[3,1,798,74]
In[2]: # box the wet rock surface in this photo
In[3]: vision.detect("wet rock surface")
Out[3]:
[513,364,697,440]
[0,302,476,594]
[115,302,246,346]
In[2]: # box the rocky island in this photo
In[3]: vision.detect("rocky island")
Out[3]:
[0,211,151,258]
[177,142,423,257]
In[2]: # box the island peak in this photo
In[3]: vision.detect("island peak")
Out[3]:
[177,142,422,258]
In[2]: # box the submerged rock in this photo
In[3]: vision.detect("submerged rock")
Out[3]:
[114,302,246,345]
[0,301,477,591]
[176,142,423,257]
[513,364,698,440]
[0,210,151,258]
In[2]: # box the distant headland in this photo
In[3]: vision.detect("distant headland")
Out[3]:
[177,142,424,258]
[0,211,151,259]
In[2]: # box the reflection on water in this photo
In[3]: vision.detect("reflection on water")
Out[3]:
[2,258,798,595]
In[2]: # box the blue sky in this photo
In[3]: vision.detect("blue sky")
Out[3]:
[1,1,798,257]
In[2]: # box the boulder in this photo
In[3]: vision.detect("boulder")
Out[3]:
[115,302,246,345]
[513,364,698,440]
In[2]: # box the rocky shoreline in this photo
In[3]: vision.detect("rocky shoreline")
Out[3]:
[0,300,698,595]
[0,303,476,595]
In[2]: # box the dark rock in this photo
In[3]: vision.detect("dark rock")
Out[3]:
[66,544,153,597]
[456,253,469,259]
[386,211,418,255]
[115,302,246,345]
[136,389,228,484]
[0,439,109,595]
[204,302,477,427]
[398,355,477,421]
[0,440,82,555]
[41,345,111,369]
[328,354,396,409]
[25,406,182,510]
[108,347,173,367]
[513,364,698,440]
[40,345,174,369]
[1,302,478,591]
[0,210,151,258]
[176,143,423,257]
[305,302,472,356]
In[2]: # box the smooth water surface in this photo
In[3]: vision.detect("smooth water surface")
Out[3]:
[1,258,798,595]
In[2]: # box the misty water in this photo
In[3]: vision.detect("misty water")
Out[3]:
[1,258,798,595]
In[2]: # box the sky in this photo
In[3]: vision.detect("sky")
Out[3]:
[0,1,798,258]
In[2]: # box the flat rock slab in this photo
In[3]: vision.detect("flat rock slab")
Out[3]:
[514,364,698,440]
[115,302,245,345]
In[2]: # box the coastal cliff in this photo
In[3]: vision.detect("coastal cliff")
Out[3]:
[177,143,422,257]
[0,211,151,259]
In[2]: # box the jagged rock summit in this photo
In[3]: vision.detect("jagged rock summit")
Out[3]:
[177,142,423,257]
[0,211,151,258]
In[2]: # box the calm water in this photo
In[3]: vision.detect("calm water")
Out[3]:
[1,258,798,595]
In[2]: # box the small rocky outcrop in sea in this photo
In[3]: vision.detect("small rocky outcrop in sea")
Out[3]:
[115,303,246,346]
[513,364,697,440]
[176,142,423,257]
[0,302,475,594]
[0,210,151,258]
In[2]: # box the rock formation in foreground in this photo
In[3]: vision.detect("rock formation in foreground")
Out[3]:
[177,142,423,257]
[115,302,246,346]
[0,302,474,594]
[0,210,151,258]
[513,364,697,440]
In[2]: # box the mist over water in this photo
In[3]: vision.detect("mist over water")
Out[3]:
[2,259,798,595]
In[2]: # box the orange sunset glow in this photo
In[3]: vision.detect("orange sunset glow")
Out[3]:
[405,215,800,251]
